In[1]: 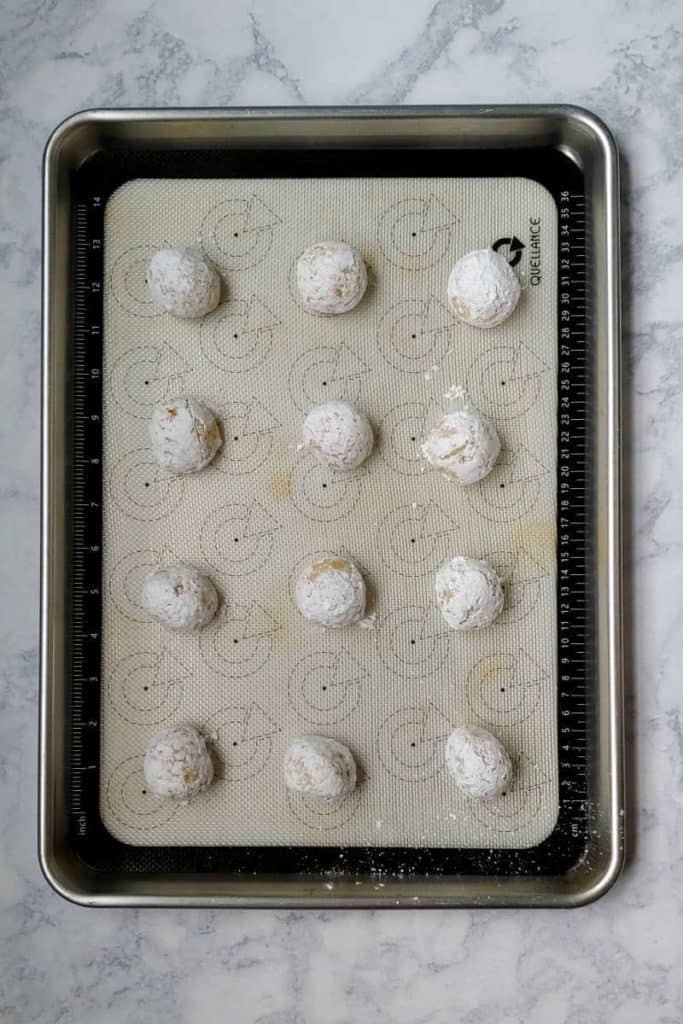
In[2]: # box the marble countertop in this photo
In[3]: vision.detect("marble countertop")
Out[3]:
[2,0,682,1020]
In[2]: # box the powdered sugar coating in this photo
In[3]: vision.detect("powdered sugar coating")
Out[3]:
[302,401,374,469]
[421,409,500,484]
[435,556,504,630]
[144,725,214,800]
[284,736,357,799]
[147,247,221,319]
[141,564,218,632]
[149,397,222,474]
[295,557,366,628]
[297,241,368,314]
[447,248,521,328]
[445,726,513,798]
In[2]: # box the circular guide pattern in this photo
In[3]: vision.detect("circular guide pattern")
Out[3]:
[100,178,559,848]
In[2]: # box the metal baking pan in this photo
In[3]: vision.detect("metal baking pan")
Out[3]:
[40,106,622,907]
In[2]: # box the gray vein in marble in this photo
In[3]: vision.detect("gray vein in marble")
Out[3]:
[250,12,305,101]
[348,0,504,104]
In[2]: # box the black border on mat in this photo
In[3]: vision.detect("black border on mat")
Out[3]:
[68,145,591,879]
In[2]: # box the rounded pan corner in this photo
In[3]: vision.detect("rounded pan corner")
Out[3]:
[565,841,626,909]
[38,837,100,908]
[43,108,105,178]
[553,104,620,166]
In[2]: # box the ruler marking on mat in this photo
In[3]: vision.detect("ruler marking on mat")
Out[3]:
[557,186,590,849]
[69,198,104,835]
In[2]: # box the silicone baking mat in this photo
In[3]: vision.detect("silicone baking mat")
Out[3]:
[100,176,558,848]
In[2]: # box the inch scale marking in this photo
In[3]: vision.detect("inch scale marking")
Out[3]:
[557,188,591,847]
[70,196,104,842]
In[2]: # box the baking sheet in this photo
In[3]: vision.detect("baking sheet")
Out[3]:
[100,176,558,848]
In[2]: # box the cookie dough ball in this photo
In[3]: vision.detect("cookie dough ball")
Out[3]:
[150,397,222,474]
[295,557,366,628]
[445,726,513,798]
[297,241,368,314]
[284,736,357,800]
[147,247,221,319]
[302,402,374,469]
[422,409,500,484]
[141,564,218,631]
[447,248,520,328]
[435,556,503,630]
[144,725,214,800]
